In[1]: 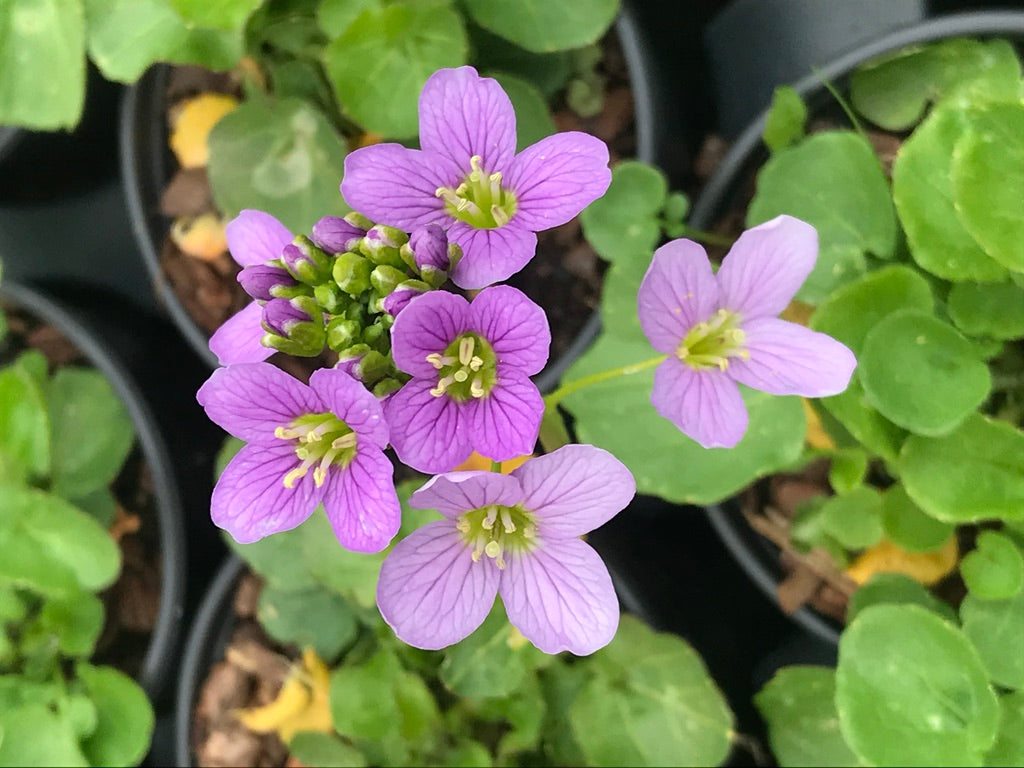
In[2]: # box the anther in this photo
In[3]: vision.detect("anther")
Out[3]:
[459,336,475,365]
[332,433,356,450]
[484,540,501,559]
[430,375,455,397]
[453,370,468,382]
[469,356,483,371]
[470,376,485,399]
[425,352,445,369]
[499,508,516,533]
[313,466,327,487]
[523,524,537,539]
[491,205,510,227]
[482,506,498,530]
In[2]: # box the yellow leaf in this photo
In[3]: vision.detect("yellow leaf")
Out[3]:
[781,299,815,327]
[803,399,835,451]
[454,452,532,473]
[235,648,334,743]
[169,93,238,168]
[846,536,958,586]
[170,213,229,261]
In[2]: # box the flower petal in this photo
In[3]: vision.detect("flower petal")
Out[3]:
[385,379,472,474]
[341,144,461,231]
[500,538,618,656]
[513,445,635,539]
[225,210,293,267]
[212,443,323,544]
[197,362,319,444]
[466,374,543,463]
[322,448,400,553]
[651,358,748,449]
[209,302,273,366]
[390,291,471,377]
[309,367,389,448]
[377,520,499,650]
[637,239,720,354]
[730,317,857,397]
[418,66,517,175]
[505,132,611,232]
[410,471,522,519]
[716,215,818,319]
[468,285,550,376]
[448,221,538,290]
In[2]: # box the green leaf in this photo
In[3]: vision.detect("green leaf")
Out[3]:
[539,661,589,765]
[438,740,492,767]
[828,449,868,494]
[48,367,134,499]
[0,703,88,767]
[951,101,1024,273]
[258,585,358,661]
[763,85,807,152]
[440,605,527,698]
[0,0,85,129]
[962,531,1024,601]
[747,131,898,304]
[323,0,467,138]
[948,281,1024,340]
[299,509,388,608]
[467,21,572,98]
[0,351,50,482]
[850,38,1022,131]
[488,72,555,152]
[225,523,319,592]
[899,414,1024,523]
[579,160,667,264]
[170,0,261,29]
[847,572,957,623]
[38,591,105,656]
[85,0,244,82]
[289,732,367,768]
[77,663,155,767]
[462,0,618,54]
[754,666,862,767]
[880,483,954,553]
[819,486,884,550]
[68,488,119,528]
[836,604,1000,766]
[893,103,1008,283]
[860,311,990,436]
[208,97,349,233]
[473,671,545,760]
[961,589,1024,690]
[317,0,378,38]
[985,691,1024,766]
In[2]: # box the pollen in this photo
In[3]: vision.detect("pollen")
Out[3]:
[275,412,358,490]
[458,503,538,569]
[434,155,518,229]
[676,308,748,372]
[428,333,498,402]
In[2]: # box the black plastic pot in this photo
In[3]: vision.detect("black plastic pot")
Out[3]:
[0,126,23,166]
[119,2,664,393]
[0,281,187,699]
[690,11,1024,646]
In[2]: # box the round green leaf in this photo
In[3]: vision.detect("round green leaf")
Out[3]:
[579,160,667,263]
[754,666,861,767]
[0,703,88,767]
[440,606,527,698]
[38,591,105,657]
[820,486,884,550]
[828,449,868,495]
[289,732,367,768]
[488,72,555,152]
[836,604,1000,766]
[986,691,1024,766]
[77,663,155,767]
[0,353,50,482]
[961,589,1024,690]
[258,585,358,661]
[951,101,1024,274]
[323,0,467,138]
[899,414,1024,523]
[860,311,990,436]
[170,0,260,29]
[948,280,1024,340]
[462,0,617,54]
[881,483,954,553]
[763,85,807,152]
[847,572,956,623]
[317,0,378,38]
[962,531,1024,601]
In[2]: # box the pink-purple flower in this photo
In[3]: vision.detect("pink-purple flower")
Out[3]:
[384,285,550,473]
[377,444,635,654]
[638,215,857,449]
[341,66,611,290]
[197,363,400,552]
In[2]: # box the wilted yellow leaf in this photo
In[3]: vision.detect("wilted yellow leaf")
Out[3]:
[846,536,958,586]
[235,648,333,743]
[803,399,835,451]
[170,213,229,261]
[170,92,238,168]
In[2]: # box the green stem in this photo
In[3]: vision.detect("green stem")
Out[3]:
[673,224,735,248]
[490,460,503,473]
[812,66,868,140]
[544,355,668,409]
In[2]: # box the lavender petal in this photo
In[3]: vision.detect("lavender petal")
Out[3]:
[390,290,471,377]
[465,374,543,463]
[208,302,273,366]
[308,367,389,449]
[410,471,522,519]
[225,210,293,267]
[637,239,720,354]
[322,448,400,553]
[384,379,472,474]
[448,221,538,289]
[469,285,550,376]
[651,358,749,449]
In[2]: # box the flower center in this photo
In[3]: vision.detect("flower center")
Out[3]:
[425,332,498,402]
[677,309,750,371]
[456,504,538,569]
[435,155,517,229]
[274,412,357,489]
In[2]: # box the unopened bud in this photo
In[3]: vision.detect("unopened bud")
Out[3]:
[332,252,372,296]
[237,263,296,301]
[354,350,391,385]
[312,216,366,254]
[370,265,408,297]
[281,236,332,284]
[262,297,325,357]
[372,376,404,400]
[359,224,408,268]
[326,317,361,352]
[382,280,429,318]
[313,282,348,315]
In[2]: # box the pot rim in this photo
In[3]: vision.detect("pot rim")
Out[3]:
[0,280,187,698]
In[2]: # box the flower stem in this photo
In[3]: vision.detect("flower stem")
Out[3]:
[490,460,503,473]
[543,355,668,409]
[673,224,735,248]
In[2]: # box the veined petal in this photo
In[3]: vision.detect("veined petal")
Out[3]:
[197,362,319,443]
[500,538,618,656]
[448,221,538,290]
[309,368,389,448]
[651,358,748,449]
[212,443,323,544]
[385,379,472,474]
[377,520,499,650]
[418,66,516,175]
[638,239,720,353]
[341,144,461,230]
[505,132,611,232]
[716,215,818,319]
[468,285,550,376]
[466,374,543,463]
[322,448,400,553]
[209,302,273,366]
[390,290,471,377]
[513,445,635,539]
[730,317,857,397]
[410,472,522,519]
[225,210,293,267]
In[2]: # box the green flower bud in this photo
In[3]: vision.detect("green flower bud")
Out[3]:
[354,350,391,385]
[314,282,349,315]
[370,265,408,297]
[282,236,332,285]
[333,252,372,296]
[326,317,361,352]
[344,211,374,231]
[373,377,405,399]
[359,224,408,268]
[344,302,368,325]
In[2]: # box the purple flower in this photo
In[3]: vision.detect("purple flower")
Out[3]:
[210,210,293,366]
[238,264,295,302]
[637,215,857,449]
[342,66,611,290]
[377,444,635,654]
[385,285,550,473]
[407,224,450,273]
[197,363,400,551]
